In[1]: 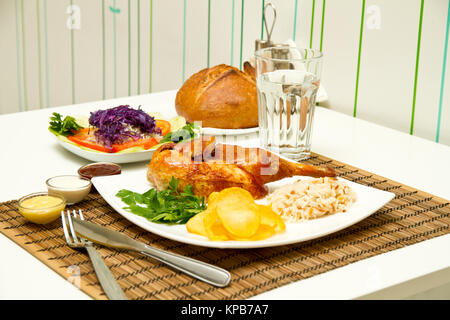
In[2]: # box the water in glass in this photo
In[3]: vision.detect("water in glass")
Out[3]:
[257,69,319,161]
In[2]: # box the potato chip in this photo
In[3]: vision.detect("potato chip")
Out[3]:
[214,187,254,210]
[228,225,275,241]
[186,209,209,236]
[257,204,286,234]
[203,209,229,241]
[250,225,276,240]
[207,192,219,205]
[217,204,260,238]
[186,187,286,242]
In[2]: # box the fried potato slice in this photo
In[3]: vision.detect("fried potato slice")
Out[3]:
[186,187,286,242]
[186,209,209,236]
[208,191,220,205]
[214,187,255,209]
[203,209,229,241]
[227,224,275,241]
[217,204,260,238]
[186,190,221,238]
[257,204,286,234]
[213,187,260,238]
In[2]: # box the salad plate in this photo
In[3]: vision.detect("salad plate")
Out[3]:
[49,106,197,164]
[92,167,395,249]
[53,134,158,164]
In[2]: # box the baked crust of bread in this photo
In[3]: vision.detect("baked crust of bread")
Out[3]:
[175,64,258,129]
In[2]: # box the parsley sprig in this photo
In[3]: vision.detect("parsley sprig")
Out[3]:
[159,123,200,144]
[116,177,206,224]
[49,112,83,136]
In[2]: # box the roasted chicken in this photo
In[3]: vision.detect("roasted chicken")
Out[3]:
[147,136,336,199]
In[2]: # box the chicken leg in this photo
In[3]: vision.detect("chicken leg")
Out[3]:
[147,137,336,199]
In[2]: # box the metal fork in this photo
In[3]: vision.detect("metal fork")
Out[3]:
[61,210,127,300]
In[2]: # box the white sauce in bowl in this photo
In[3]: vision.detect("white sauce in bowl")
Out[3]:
[46,175,92,205]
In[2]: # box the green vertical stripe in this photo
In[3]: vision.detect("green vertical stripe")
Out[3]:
[319,0,326,52]
[310,0,316,48]
[102,0,105,99]
[353,0,366,118]
[182,0,187,83]
[410,0,424,135]
[436,0,450,142]
[293,0,298,41]
[260,0,265,40]
[43,0,50,107]
[14,0,23,112]
[128,0,131,96]
[36,0,43,109]
[137,0,141,94]
[70,0,75,104]
[230,0,235,66]
[20,0,28,111]
[207,0,211,68]
[149,0,153,93]
[239,0,245,69]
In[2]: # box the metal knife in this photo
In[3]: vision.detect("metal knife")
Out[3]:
[71,217,231,287]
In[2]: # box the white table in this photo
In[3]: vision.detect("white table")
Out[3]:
[1,90,449,300]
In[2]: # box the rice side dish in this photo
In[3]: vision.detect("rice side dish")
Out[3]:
[267,177,357,222]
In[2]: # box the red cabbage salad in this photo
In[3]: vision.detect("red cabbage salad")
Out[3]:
[49,105,197,153]
[88,105,161,147]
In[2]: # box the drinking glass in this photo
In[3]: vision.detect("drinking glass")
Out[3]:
[255,46,323,161]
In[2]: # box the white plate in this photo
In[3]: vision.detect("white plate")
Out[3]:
[92,168,395,249]
[53,127,257,163]
[54,136,156,164]
[201,126,259,136]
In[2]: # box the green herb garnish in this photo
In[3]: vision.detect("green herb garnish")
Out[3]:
[49,112,83,136]
[116,177,206,224]
[159,123,199,144]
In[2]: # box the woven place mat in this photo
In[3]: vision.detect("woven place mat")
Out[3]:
[1,153,449,300]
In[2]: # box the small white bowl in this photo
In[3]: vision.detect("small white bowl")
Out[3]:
[46,175,92,205]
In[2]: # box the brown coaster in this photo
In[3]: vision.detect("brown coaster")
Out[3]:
[0,153,449,300]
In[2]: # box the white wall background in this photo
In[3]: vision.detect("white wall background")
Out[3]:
[1,0,449,146]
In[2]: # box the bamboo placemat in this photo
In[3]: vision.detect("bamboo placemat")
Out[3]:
[1,153,449,300]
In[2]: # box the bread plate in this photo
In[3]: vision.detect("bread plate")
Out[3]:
[201,126,259,136]
[92,168,395,249]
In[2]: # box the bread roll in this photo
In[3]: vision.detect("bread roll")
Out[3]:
[175,64,258,129]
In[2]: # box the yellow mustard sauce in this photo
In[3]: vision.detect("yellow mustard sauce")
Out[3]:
[19,195,66,224]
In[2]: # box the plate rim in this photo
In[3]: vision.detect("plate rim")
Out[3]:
[200,126,259,136]
[53,134,157,156]
[53,134,157,163]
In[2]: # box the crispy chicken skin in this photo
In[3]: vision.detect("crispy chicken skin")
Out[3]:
[147,137,336,199]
